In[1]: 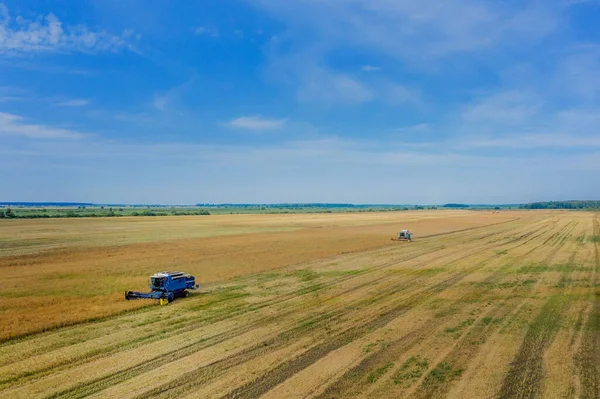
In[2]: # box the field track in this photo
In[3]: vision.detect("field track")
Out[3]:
[1,211,599,398]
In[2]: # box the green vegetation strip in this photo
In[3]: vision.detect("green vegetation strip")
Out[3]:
[498,294,570,399]
[576,217,600,398]
[218,273,469,399]
[422,362,464,387]
[0,204,437,219]
[367,362,394,383]
[393,356,429,387]
[316,226,564,399]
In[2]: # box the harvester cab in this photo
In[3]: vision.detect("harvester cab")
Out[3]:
[125,271,199,305]
[392,229,412,242]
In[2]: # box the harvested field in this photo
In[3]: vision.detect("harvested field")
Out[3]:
[1,210,598,398]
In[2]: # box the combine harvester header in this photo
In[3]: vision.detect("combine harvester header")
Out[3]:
[125,271,199,305]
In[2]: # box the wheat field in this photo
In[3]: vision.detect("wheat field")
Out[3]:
[1,210,598,398]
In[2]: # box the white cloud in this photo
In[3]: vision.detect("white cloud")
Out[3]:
[0,112,87,139]
[56,99,90,107]
[0,4,134,55]
[225,116,287,130]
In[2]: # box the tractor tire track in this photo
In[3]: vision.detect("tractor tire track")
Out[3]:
[316,271,504,399]
[415,232,579,399]
[6,218,544,398]
[46,238,504,399]
[138,242,515,399]
[576,215,600,399]
[29,220,530,395]
[316,221,565,399]
[2,243,456,387]
[497,223,581,399]
[215,222,555,399]
[218,273,469,399]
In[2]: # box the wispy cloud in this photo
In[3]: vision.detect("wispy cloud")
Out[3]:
[5,130,600,203]
[0,58,96,74]
[462,90,543,124]
[0,95,21,102]
[565,0,599,5]
[459,134,600,150]
[384,84,420,105]
[254,0,563,106]
[297,67,374,104]
[152,79,195,112]
[153,94,168,111]
[193,26,218,37]
[0,85,26,102]
[0,4,135,56]
[362,65,381,72]
[0,112,88,139]
[559,45,600,101]
[395,123,430,133]
[225,116,287,130]
[56,99,90,107]
[255,1,560,61]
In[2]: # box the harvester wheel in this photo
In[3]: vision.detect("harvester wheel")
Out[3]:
[168,293,174,303]
[182,291,189,298]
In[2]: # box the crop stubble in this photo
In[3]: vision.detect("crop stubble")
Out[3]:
[1,210,598,398]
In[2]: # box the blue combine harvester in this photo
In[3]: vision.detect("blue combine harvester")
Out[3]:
[125,271,199,305]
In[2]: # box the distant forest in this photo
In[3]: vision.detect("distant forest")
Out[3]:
[442,203,470,208]
[520,201,600,209]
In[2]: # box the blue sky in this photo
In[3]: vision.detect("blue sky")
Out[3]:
[1,0,600,204]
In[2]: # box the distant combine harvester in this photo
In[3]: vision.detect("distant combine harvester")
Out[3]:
[392,229,413,242]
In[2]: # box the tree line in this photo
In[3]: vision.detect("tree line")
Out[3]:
[520,201,600,210]
[0,207,211,219]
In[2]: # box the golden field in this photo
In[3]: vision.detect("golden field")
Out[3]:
[1,210,599,398]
